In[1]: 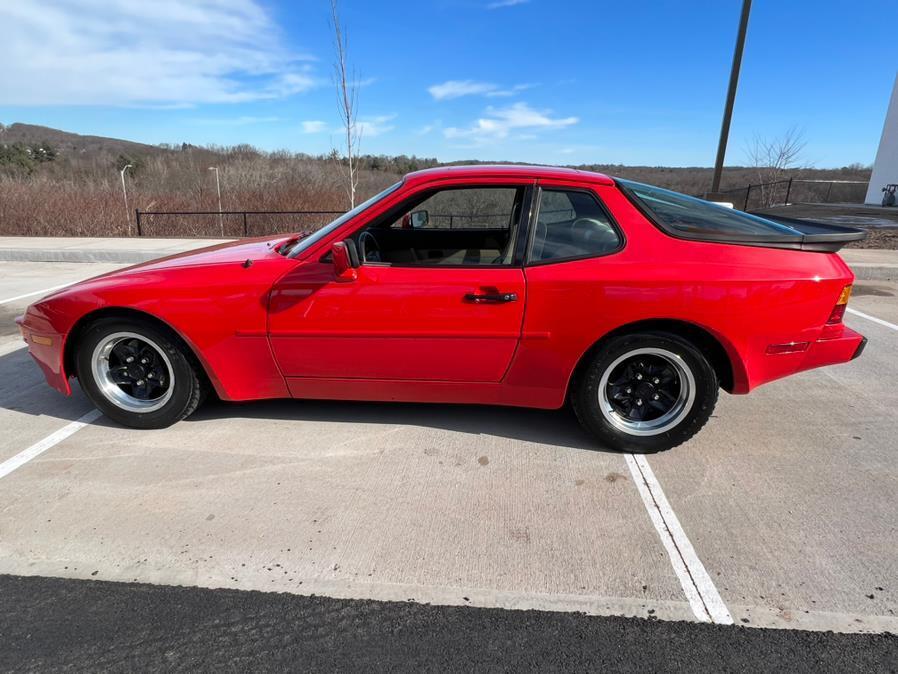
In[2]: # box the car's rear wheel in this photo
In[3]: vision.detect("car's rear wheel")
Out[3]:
[75,317,205,429]
[571,331,718,453]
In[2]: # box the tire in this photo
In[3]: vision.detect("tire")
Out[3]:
[571,331,718,453]
[74,317,205,429]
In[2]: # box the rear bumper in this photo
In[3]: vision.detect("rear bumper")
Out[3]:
[15,314,71,395]
[743,325,866,392]
[799,325,866,373]
[851,336,868,360]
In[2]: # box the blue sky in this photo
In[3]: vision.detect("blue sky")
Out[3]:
[1,0,895,167]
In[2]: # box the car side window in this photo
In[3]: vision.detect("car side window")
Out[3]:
[529,189,621,263]
[387,187,517,231]
[354,185,527,266]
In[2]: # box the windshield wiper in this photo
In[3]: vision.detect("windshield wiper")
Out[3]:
[277,231,312,256]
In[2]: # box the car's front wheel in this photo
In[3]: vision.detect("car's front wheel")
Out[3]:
[75,317,205,429]
[571,331,718,453]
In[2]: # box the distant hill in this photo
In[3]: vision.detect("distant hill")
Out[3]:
[0,122,165,157]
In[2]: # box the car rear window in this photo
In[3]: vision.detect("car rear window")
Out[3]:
[618,179,802,239]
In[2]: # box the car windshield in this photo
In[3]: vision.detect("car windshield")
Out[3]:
[287,181,402,258]
[618,179,802,238]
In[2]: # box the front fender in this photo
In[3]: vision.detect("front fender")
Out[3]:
[21,258,295,401]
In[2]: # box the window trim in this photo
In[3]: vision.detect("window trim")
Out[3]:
[341,182,536,270]
[524,185,626,267]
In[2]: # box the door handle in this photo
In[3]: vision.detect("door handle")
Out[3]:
[464,292,518,304]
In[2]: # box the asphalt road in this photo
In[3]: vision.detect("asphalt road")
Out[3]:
[1,574,895,672]
[0,261,896,669]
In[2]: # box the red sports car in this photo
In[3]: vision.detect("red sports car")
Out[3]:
[17,166,866,452]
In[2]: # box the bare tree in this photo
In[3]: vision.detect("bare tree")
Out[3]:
[744,127,807,207]
[330,0,360,208]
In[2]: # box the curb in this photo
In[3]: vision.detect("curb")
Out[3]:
[848,265,898,282]
[0,249,169,264]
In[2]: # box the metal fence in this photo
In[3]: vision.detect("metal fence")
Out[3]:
[135,182,872,237]
[133,207,579,237]
[134,209,343,238]
[706,178,869,211]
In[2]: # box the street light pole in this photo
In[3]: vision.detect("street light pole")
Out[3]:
[209,167,223,236]
[710,0,752,195]
[119,164,133,236]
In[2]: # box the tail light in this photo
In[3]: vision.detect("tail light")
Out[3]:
[826,284,852,325]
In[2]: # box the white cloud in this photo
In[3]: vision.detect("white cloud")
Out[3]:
[487,0,530,8]
[428,80,535,101]
[485,83,537,98]
[302,120,328,133]
[355,115,396,138]
[444,102,578,144]
[0,0,316,106]
[428,80,497,101]
[301,115,396,138]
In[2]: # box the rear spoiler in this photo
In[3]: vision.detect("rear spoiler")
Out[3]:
[749,214,867,253]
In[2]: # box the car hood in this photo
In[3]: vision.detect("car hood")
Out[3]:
[120,235,292,274]
[35,235,297,304]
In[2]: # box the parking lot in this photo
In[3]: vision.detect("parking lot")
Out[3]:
[0,260,896,641]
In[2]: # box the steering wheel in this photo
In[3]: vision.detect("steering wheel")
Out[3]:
[358,231,382,263]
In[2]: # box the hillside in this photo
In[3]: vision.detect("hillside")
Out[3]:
[0,122,164,157]
[0,123,873,238]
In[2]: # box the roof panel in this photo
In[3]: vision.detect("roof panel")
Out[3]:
[404,164,614,186]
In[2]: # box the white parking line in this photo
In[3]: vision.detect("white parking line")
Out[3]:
[624,453,733,625]
[0,409,102,480]
[847,307,898,332]
[0,341,27,357]
[0,283,73,305]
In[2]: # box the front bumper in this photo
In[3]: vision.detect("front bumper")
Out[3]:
[15,315,71,395]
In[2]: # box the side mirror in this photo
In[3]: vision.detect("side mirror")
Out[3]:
[331,240,358,282]
[410,210,429,228]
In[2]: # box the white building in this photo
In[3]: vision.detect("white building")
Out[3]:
[866,73,898,205]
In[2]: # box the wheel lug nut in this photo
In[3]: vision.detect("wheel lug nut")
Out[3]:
[136,379,144,386]
[148,372,154,379]
[625,388,631,394]
[141,358,148,364]
[653,394,659,400]
[636,399,643,406]
[653,378,659,384]
[125,356,134,363]
[635,373,643,380]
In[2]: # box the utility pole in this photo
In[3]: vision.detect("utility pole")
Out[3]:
[208,166,223,236]
[711,0,752,194]
[119,164,133,236]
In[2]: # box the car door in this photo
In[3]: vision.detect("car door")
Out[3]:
[268,183,532,383]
